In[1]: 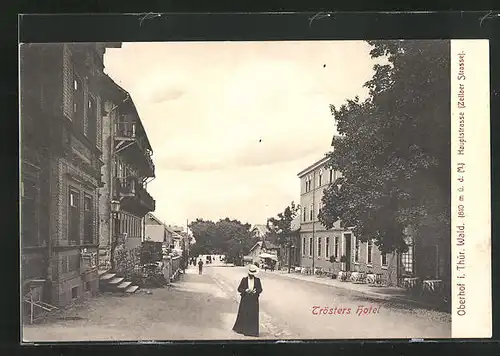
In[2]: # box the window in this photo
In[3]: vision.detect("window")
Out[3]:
[317,237,322,258]
[68,189,80,244]
[334,236,339,259]
[83,196,93,244]
[68,254,80,272]
[329,169,334,183]
[21,178,39,247]
[401,246,414,275]
[73,73,84,130]
[325,237,330,258]
[318,169,323,186]
[302,237,306,256]
[309,203,313,221]
[72,286,78,299]
[303,206,307,222]
[381,253,388,267]
[367,239,374,265]
[309,237,313,257]
[354,237,360,263]
[86,95,97,143]
[61,256,69,274]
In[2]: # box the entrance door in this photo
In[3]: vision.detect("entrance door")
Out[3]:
[344,233,352,271]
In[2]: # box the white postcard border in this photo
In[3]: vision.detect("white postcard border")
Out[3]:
[450,39,491,338]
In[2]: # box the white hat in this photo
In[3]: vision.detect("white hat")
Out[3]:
[248,264,259,275]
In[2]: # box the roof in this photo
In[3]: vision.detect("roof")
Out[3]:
[249,241,263,253]
[297,156,330,178]
[101,74,153,152]
[252,224,269,237]
[146,212,163,226]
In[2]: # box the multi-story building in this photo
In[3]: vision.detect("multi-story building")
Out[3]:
[298,149,450,288]
[297,156,400,285]
[98,74,156,276]
[20,42,121,308]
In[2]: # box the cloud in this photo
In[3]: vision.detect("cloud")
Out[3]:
[150,87,185,104]
[104,41,376,226]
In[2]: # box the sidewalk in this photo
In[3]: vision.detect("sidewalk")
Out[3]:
[273,270,449,312]
[23,266,255,342]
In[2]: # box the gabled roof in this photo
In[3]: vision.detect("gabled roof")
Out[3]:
[101,74,153,152]
[249,241,263,253]
[252,224,269,237]
[146,212,163,226]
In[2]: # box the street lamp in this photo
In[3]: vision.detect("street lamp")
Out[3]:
[109,200,121,271]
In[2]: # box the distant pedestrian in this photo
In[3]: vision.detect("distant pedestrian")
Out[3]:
[232,264,263,337]
[198,260,204,275]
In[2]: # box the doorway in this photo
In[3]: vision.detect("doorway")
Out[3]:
[344,233,352,271]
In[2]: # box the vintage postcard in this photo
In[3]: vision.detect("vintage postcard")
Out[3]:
[19,38,491,342]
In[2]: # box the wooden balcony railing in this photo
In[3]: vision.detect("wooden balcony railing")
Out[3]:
[115,177,155,212]
[114,122,155,175]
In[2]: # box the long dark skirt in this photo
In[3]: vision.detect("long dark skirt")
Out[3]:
[232,294,259,336]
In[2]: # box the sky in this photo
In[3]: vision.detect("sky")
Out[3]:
[104,41,378,228]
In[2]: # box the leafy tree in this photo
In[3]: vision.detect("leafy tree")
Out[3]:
[189,218,256,263]
[319,40,450,254]
[266,201,301,246]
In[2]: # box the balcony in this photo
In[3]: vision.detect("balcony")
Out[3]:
[114,121,155,177]
[115,177,155,215]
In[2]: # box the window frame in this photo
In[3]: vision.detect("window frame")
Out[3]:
[381,253,388,268]
[309,237,313,257]
[325,237,330,259]
[354,237,360,263]
[367,239,374,266]
[68,187,81,245]
[73,71,84,131]
[317,237,322,259]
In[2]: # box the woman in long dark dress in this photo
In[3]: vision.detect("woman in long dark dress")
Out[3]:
[232,265,263,337]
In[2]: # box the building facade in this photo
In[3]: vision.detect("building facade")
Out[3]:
[98,74,156,276]
[281,217,301,270]
[20,43,122,308]
[297,156,399,285]
[144,213,173,245]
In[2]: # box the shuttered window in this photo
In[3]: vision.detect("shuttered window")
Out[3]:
[73,73,84,132]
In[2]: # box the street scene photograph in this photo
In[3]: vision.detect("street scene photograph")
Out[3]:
[20,39,452,341]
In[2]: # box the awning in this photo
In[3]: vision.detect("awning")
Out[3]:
[259,253,278,261]
[243,256,253,262]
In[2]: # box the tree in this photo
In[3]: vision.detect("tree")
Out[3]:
[319,40,450,254]
[266,201,300,247]
[189,218,256,264]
